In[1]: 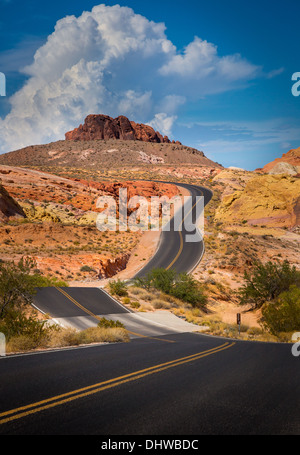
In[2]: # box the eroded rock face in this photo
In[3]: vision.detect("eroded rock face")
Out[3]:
[214,174,300,228]
[98,253,131,279]
[65,114,182,144]
[0,184,25,222]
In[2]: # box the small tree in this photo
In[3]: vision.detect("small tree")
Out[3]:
[0,257,68,318]
[0,257,37,318]
[239,260,300,309]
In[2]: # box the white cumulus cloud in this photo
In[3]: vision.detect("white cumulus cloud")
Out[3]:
[0,4,262,153]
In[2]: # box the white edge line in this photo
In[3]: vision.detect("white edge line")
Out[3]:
[98,287,132,314]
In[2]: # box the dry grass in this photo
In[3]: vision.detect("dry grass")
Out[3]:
[125,285,291,343]
[6,325,130,354]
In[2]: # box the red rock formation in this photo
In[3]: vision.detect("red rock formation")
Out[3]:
[257,147,300,173]
[0,183,25,223]
[98,253,130,279]
[65,114,181,145]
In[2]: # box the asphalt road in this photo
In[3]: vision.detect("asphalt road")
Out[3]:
[135,182,213,277]
[33,286,202,338]
[0,333,299,435]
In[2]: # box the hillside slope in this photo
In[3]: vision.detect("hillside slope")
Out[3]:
[0,139,221,170]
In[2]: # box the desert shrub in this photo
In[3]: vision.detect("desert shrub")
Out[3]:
[152,299,171,310]
[80,265,96,273]
[0,257,68,352]
[44,326,130,349]
[97,317,125,329]
[130,301,141,309]
[0,257,68,317]
[129,287,145,296]
[0,308,50,343]
[260,286,300,335]
[133,268,207,309]
[171,273,207,308]
[6,335,38,353]
[247,327,263,336]
[108,279,128,297]
[239,260,300,309]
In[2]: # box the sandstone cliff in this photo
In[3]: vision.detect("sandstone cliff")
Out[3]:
[215,174,300,228]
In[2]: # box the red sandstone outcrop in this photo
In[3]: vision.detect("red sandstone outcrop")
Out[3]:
[0,183,25,223]
[65,114,182,144]
[98,253,131,279]
[256,147,300,174]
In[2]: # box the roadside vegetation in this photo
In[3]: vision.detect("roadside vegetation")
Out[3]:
[133,268,207,308]
[238,260,300,339]
[108,261,300,343]
[0,258,129,354]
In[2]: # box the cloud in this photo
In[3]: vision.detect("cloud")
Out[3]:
[148,113,177,137]
[0,4,263,153]
[186,118,300,169]
[159,36,261,94]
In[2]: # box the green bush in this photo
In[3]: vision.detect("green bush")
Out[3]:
[97,317,125,329]
[130,301,141,309]
[171,273,207,308]
[0,308,51,343]
[134,268,207,309]
[239,260,300,309]
[261,286,300,335]
[0,257,68,318]
[108,279,128,297]
[80,265,96,273]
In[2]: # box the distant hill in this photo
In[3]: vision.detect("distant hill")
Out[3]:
[0,113,223,170]
[256,146,300,175]
[0,139,222,170]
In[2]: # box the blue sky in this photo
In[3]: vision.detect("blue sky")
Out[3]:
[0,0,299,170]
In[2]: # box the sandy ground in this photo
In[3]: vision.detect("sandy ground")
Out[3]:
[208,301,261,328]
[65,230,160,288]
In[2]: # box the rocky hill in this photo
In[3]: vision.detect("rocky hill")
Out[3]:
[256,146,300,175]
[0,113,222,170]
[214,172,300,229]
[65,114,181,144]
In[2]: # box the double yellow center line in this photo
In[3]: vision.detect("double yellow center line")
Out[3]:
[166,189,203,271]
[55,287,175,343]
[0,341,235,425]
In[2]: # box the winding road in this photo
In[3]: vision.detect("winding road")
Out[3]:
[0,182,299,436]
[32,182,212,337]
